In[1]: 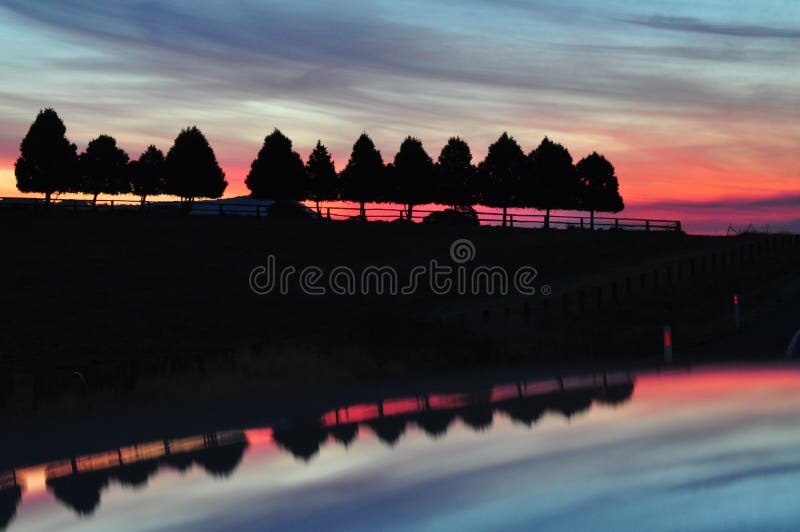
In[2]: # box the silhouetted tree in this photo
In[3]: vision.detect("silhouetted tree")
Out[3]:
[477,133,526,227]
[246,129,306,204]
[15,108,79,204]
[576,152,624,229]
[130,145,165,207]
[528,137,578,229]
[340,133,385,218]
[435,136,476,208]
[393,136,434,220]
[163,127,227,209]
[305,140,338,213]
[79,135,130,206]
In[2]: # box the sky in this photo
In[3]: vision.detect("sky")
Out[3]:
[0,0,797,233]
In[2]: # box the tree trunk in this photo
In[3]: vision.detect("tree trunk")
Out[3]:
[502,206,507,228]
[545,208,551,230]
[590,210,595,230]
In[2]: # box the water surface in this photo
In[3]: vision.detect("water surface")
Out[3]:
[4,365,800,531]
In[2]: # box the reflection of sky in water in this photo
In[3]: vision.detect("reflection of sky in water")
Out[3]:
[10,367,800,531]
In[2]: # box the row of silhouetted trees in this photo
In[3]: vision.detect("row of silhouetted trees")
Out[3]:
[15,109,225,209]
[15,109,623,226]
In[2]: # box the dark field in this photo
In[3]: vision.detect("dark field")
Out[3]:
[1,209,798,418]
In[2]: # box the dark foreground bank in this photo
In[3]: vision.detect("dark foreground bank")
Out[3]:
[1,209,798,420]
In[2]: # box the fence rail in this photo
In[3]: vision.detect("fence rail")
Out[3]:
[0,196,682,232]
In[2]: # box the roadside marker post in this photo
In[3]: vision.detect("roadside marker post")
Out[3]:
[664,325,673,363]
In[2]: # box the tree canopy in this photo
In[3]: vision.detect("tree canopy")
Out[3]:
[393,136,434,219]
[163,126,227,206]
[340,133,385,217]
[130,145,165,205]
[576,152,624,228]
[79,134,130,204]
[435,136,476,208]
[527,137,578,227]
[245,129,306,202]
[305,141,338,211]
[477,133,526,226]
[15,108,79,203]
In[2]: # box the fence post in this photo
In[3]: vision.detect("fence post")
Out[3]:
[676,221,682,232]
[580,217,584,229]
[614,218,619,230]
[218,204,224,215]
[664,325,673,363]
[645,220,650,232]
[327,207,331,220]
[509,214,514,228]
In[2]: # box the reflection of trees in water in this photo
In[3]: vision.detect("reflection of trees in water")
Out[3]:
[22,378,635,523]
[0,485,22,530]
[365,417,407,446]
[272,423,328,461]
[191,441,248,478]
[114,460,160,489]
[548,390,595,419]
[329,423,358,446]
[416,410,456,438]
[594,382,634,406]
[47,468,109,516]
[272,380,636,455]
[459,391,494,432]
[45,432,248,517]
[161,452,194,473]
[496,396,548,427]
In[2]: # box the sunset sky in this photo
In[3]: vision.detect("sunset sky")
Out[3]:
[0,0,797,232]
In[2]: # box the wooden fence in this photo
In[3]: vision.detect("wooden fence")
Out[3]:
[0,196,682,232]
